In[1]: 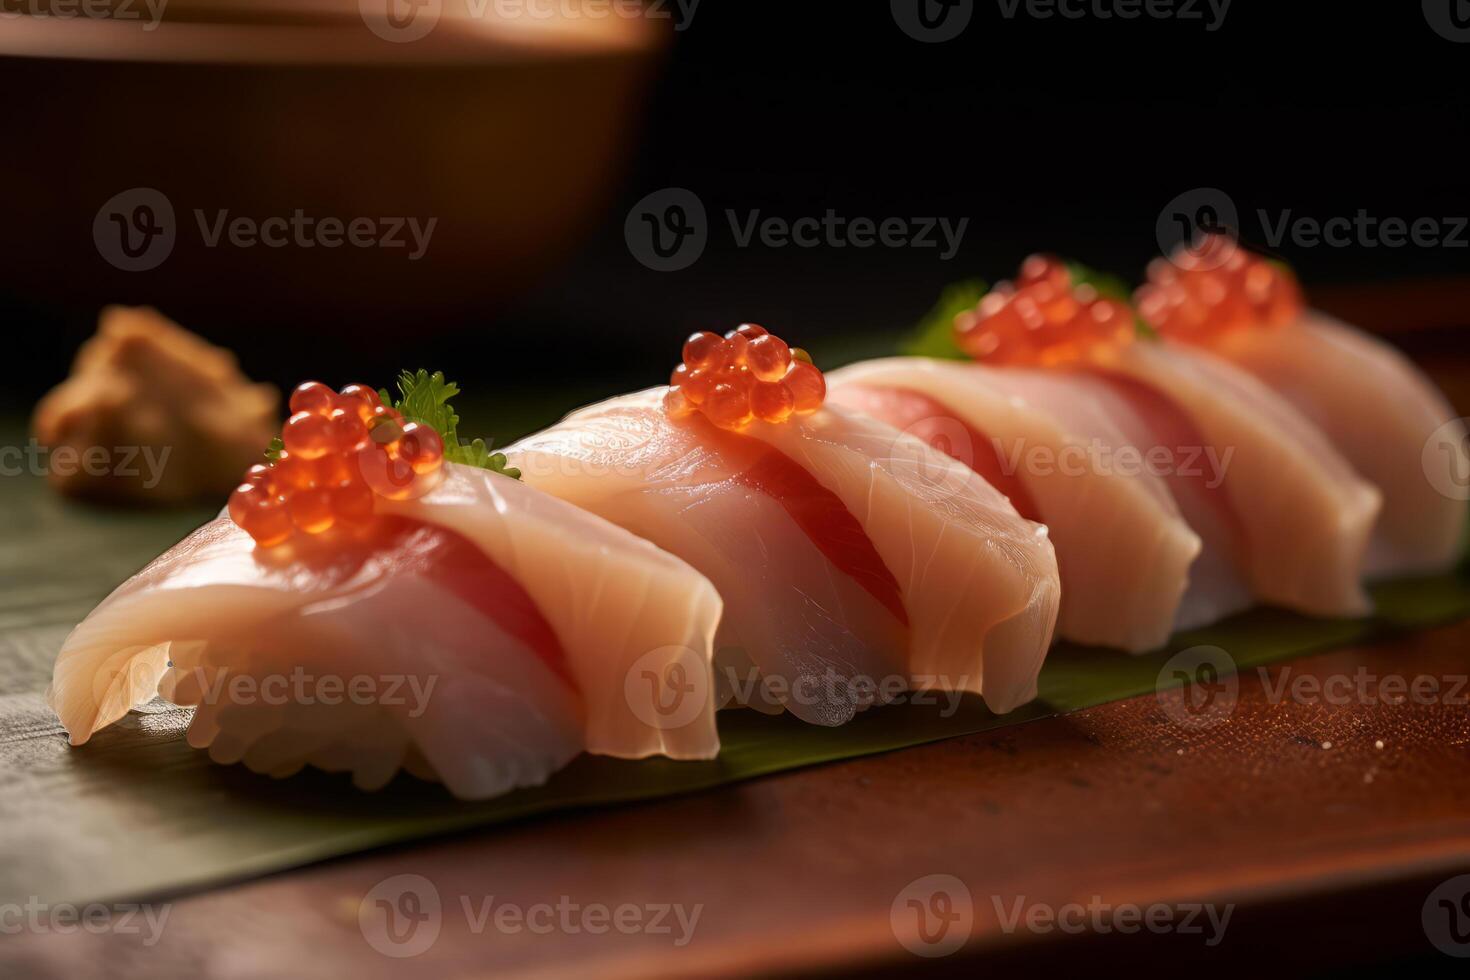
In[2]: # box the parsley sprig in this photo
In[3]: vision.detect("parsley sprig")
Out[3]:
[379,370,521,480]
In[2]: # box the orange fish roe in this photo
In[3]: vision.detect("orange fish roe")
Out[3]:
[228,381,446,547]
[953,254,1137,367]
[1134,233,1303,341]
[665,324,826,430]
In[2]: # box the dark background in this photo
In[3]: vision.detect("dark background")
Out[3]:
[5,1,1468,422]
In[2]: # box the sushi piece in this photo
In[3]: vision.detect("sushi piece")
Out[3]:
[826,358,1203,651]
[937,256,1380,624]
[1136,237,1469,577]
[506,326,1061,724]
[49,376,723,800]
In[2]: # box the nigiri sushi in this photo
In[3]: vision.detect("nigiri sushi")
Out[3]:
[506,326,1061,724]
[1136,237,1468,577]
[826,358,1203,651]
[896,257,1380,636]
[49,375,723,800]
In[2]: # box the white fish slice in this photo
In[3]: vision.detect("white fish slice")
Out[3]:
[1085,340,1382,618]
[48,463,723,800]
[826,357,1203,651]
[507,388,1060,722]
[1210,311,1468,577]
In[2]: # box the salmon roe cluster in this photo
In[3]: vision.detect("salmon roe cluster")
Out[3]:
[1134,234,1304,341]
[954,254,1136,366]
[664,324,826,430]
[228,381,444,547]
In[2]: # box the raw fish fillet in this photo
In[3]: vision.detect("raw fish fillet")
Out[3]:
[827,357,1203,651]
[1085,340,1382,618]
[1210,311,1467,577]
[507,389,1060,722]
[49,463,723,800]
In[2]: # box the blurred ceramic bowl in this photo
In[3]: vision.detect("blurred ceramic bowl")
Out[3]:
[0,0,664,335]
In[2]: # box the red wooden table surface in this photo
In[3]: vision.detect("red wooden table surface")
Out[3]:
[3,619,1468,978]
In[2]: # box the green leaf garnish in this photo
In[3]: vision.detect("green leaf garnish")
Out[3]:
[1064,261,1131,303]
[264,436,284,463]
[902,279,986,360]
[451,439,522,480]
[381,369,521,480]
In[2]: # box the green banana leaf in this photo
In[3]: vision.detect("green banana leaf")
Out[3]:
[3,419,1468,910]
